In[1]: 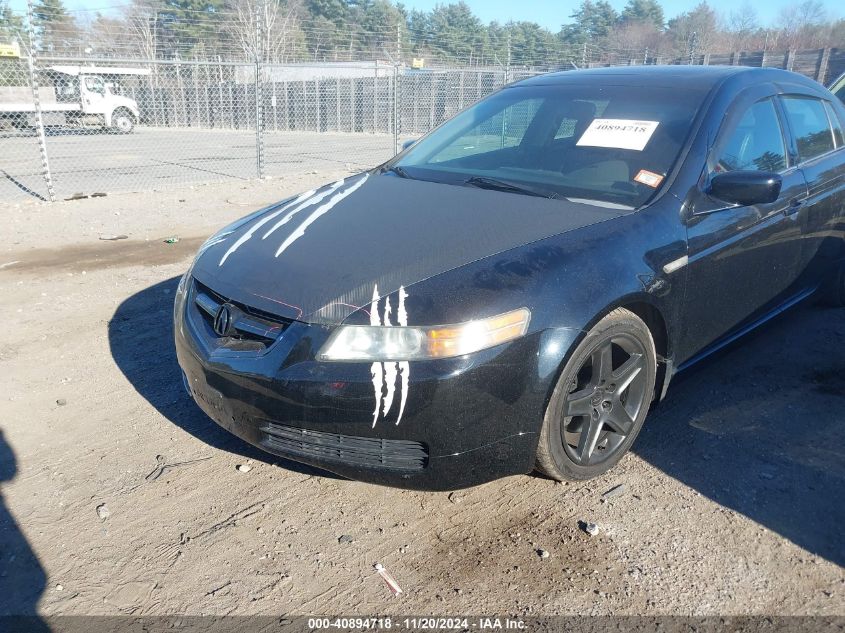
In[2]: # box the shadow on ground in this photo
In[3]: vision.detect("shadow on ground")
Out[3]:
[635,301,845,566]
[0,429,48,625]
[107,276,337,479]
[110,277,845,566]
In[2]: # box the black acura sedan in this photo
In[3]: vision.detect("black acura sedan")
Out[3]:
[175,66,845,490]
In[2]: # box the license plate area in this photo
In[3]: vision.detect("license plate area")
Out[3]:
[184,370,235,432]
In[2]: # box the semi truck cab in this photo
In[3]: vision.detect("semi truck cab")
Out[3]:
[0,65,144,133]
[53,68,142,133]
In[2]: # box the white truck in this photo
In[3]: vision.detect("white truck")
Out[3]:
[0,65,145,133]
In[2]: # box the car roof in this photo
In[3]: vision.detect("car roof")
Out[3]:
[510,65,818,92]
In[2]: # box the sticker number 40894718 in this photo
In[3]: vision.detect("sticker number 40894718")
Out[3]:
[576,118,660,151]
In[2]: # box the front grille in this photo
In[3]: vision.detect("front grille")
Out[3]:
[190,278,292,351]
[260,422,429,471]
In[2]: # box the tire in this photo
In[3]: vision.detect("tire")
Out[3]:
[111,108,135,134]
[819,263,845,307]
[535,308,657,481]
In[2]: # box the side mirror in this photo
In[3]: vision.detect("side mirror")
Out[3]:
[401,138,418,151]
[708,170,782,206]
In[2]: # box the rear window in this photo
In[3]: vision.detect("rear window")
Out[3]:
[781,96,835,161]
[395,84,706,208]
[832,76,845,105]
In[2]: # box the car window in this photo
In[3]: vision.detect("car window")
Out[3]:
[781,96,835,161]
[713,98,786,173]
[396,85,706,208]
[822,100,844,147]
[553,100,609,139]
[832,75,845,105]
[84,76,105,94]
[430,99,543,162]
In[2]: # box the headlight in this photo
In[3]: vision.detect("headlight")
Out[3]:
[318,308,531,361]
[173,259,194,323]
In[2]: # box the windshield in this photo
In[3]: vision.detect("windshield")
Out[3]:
[392,83,706,207]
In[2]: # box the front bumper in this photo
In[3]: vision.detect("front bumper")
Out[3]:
[174,277,552,490]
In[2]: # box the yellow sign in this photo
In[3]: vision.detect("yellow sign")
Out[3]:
[0,42,21,58]
[411,58,425,69]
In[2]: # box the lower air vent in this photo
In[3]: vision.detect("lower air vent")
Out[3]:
[260,422,428,471]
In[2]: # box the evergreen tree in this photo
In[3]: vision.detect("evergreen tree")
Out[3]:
[0,0,24,44]
[667,2,717,57]
[620,0,665,30]
[559,0,619,57]
[507,21,557,66]
[574,1,619,40]
[359,0,403,58]
[427,2,485,63]
[159,0,225,57]
[31,0,78,54]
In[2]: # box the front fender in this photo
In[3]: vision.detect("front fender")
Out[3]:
[360,201,687,411]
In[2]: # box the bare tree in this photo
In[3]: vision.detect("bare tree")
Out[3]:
[777,0,827,49]
[724,2,759,51]
[83,13,128,56]
[604,21,667,64]
[226,0,304,63]
[124,0,161,60]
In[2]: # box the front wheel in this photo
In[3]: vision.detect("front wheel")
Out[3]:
[535,308,657,481]
[111,109,135,134]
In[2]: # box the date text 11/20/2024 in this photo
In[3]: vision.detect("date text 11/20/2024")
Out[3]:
[307,618,526,630]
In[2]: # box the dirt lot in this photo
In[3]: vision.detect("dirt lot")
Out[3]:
[0,173,843,617]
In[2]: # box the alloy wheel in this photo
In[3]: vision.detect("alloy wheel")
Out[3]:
[560,333,649,466]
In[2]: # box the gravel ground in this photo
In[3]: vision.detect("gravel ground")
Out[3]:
[0,175,843,617]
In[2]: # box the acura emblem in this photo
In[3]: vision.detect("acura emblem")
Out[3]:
[213,303,236,337]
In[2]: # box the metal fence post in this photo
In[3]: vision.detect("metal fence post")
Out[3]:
[393,64,400,155]
[373,62,378,133]
[254,0,265,178]
[25,0,56,202]
[817,48,831,84]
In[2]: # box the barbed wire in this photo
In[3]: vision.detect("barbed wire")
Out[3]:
[6,3,842,68]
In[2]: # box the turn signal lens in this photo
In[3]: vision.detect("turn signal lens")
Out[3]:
[318,308,531,362]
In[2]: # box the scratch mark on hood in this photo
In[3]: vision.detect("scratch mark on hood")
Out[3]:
[261,179,345,241]
[275,174,369,258]
[396,286,410,426]
[370,284,384,429]
[381,297,397,417]
[218,188,316,266]
[198,231,234,255]
[369,284,411,428]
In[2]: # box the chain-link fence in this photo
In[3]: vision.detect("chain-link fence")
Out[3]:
[0,57,395,201]
[1,46,843,203]
[0,56,522,202]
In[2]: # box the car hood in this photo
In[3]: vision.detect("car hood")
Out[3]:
[191,173,627,325]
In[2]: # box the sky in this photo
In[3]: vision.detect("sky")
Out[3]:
[7,0,844,29]
[398,0,842,29]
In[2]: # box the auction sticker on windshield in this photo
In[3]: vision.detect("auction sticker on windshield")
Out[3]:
[577,118,660,151]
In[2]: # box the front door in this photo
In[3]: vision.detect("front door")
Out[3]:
[677,92,808,365]
[80,75,108,116]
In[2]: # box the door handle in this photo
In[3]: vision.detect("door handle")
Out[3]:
[783,198,804,216]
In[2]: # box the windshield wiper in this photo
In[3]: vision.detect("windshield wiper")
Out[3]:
[382,165,411,179]
[464,176,555,198]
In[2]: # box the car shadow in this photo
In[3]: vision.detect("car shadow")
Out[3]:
[0,429,49,627]
[634,301,845,567]
[107,276,339,479]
